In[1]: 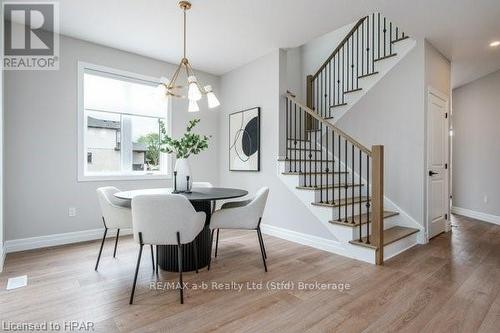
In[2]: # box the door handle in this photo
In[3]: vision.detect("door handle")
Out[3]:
[429,171,439,176]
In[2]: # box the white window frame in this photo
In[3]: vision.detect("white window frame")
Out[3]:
[77,61,172,182]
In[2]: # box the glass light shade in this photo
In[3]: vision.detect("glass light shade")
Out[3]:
[188,99,199,112]
[207,91,220,108]
[187,75,202,101]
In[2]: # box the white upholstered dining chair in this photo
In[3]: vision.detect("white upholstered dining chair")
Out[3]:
[208,187,269,271]
[95,187,155,271]
[130,194,206,304]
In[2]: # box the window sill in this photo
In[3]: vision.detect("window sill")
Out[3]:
[78,173,171,182]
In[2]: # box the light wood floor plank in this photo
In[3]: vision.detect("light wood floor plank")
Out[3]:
[1,214,499,332]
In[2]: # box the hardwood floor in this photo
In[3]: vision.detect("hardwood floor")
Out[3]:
[1,214,500,332]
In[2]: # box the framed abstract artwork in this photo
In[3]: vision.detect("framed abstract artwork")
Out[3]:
[229,107,260,171]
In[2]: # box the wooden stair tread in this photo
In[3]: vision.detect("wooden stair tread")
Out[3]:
[344,88,362,94]
[329,210,398,227]
[358,71,379,79]
[391,36,409,43]
[282,171,348,175]
[297,183,363,190]
[311,196,369,208]
[374,53,397,62]
[349,226,419,249]
[330,103,348,109]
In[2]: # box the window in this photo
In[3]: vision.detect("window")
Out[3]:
[78,62,171,181]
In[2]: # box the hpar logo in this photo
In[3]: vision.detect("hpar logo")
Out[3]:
[2,2,59,70]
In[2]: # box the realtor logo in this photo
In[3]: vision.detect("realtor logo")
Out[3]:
[2,2,59,70]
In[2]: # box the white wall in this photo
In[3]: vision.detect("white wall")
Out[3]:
[335,40,427,226]
[4,34,220,241]
[218,50,334,239]
[452,69,500,217]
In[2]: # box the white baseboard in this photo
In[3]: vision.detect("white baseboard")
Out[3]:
[261,223,344,253]
[5,228,133,254]
[451,207,500,226]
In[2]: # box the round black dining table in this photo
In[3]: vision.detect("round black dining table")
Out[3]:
[114,187,248,272]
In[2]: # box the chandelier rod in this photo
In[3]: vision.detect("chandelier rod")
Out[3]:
[183,7,187,59]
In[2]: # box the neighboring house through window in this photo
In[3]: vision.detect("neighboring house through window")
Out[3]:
[78,62,171,181]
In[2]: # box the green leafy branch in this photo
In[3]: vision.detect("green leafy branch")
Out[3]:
[159,119,210,159]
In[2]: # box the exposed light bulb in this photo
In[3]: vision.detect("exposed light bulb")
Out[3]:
[188,75,202,101]
[490,41,500,47]
[188,100,199,112]
[204,85,220,109]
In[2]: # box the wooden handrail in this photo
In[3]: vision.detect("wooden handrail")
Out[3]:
[312,16,367,79]
[286,93,372,156]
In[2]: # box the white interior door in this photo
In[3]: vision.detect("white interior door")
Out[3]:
[427,91,449,239]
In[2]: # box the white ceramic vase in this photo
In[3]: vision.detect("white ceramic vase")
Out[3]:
[174,158,192,192]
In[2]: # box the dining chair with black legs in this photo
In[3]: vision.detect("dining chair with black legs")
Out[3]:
[208,187,269,272]
[96,187,156,272]
[129,194,205,305]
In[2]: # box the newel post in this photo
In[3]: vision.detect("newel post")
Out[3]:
[372,145,384,265]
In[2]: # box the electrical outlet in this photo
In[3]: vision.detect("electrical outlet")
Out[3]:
[68,207,77,217]
[484,195,488,204]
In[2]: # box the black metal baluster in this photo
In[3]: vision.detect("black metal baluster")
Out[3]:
[328,62,332,118]
[332,129,336,207]
[337,134,341,221]
[299,103,302,173]
[351,32,354,90]
[362,20,365,76]
[294,103,297,172]
[383,17,387,57]
[372,13,375,73]
[389,21,393,54]
[314,126,318,188]
[348,38,351,94]
[326,126,329,204]
[351,144,355,223]
[319,122,323,202]
[359,150,362,239]
[356,27,359,89]
[285,97,292,171]
[342,46,345,104]
[366,157,370,244]
[344,138,348,222]
[377,13,381,60]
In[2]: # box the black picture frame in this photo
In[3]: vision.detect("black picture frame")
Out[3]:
[229,107,261,172]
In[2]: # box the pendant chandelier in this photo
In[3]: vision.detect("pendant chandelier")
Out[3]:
[157,1,220,112]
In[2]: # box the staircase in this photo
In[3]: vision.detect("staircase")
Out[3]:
[278,13,422,265]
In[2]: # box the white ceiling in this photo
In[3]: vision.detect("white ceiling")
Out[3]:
[10,0,500,87]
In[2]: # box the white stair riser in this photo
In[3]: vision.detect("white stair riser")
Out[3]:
[297,173,353,186]
[283,161,336,173]
[287,141,313,150]
[305,186,363,202]
[285,150,330,160]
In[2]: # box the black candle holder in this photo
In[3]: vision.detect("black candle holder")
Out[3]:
[185,175,192,193]
[172,171,182,193]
